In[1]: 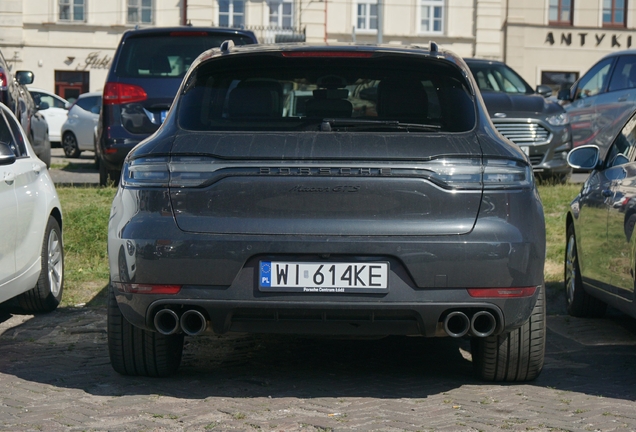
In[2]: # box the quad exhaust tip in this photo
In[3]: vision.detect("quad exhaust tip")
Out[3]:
[443,310,497,338]
[154,309,180,335]
[180,309,207,336]
[443,311,470,338]
[470,311,496,338]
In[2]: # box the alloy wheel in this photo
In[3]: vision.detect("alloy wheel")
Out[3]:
[47,228,63,297]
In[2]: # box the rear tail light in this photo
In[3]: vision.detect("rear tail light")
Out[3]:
[122,156,533,190]
[114,282,181,294]
[104,82,147,105]
[467,287,537,298]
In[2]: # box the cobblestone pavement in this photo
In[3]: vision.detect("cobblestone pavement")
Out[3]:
[1,302,636,432]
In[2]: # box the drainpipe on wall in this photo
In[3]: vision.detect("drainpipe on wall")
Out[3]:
[324,0,328,43]
[472,0,477,57]
[503,0,509,63]
[181,0,188,26]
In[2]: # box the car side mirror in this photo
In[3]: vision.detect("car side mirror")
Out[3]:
[0,142,16,165]
[558,88,572,101]
[15,70,34,85]
[37,101,49,111]
[536,85,552,98]
[567,145,600,171]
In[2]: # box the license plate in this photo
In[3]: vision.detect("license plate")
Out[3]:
[520,146,529,156]
[259,261,389,293]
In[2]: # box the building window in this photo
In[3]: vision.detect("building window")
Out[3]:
[269,0,293,28]
[420,0,443,33]
[356,1,378,31]
[128,0,153,24]
[219,0,245,28]
[603,0,626,27]
[549,0,573,25]
[59,0,85,22]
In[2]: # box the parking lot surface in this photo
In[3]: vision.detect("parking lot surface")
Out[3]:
[1,299,636,431]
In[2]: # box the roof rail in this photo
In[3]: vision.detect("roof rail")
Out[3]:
[429,41,439,53]
[220,39,235,53]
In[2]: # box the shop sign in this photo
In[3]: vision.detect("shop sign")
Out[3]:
[76,51,112,70]
[545,31,633,49]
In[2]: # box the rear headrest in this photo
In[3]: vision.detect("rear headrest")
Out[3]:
[377,78,428,119]
[228,86,281,118]
[150,55,172,74]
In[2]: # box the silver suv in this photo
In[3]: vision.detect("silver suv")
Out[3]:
[466,59,572,182]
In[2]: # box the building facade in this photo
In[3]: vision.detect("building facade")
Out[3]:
[0,0,634,99]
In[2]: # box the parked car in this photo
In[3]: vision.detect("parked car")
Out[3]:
[28,87,68,143]
[565,106,636,320]
[107,42,547,381]
[96,26,259,186]
[0,51,51,167]
[559,49,636,151]
[465,58,572,182]
[0,102,64,312]
[61,91,101,158]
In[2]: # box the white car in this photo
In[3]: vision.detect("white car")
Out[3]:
[0,102,64,312]
[28,87,68,144]
[61,91,101,158]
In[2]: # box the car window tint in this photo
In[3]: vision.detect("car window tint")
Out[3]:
[178,55,475,132]
[608,55,636,92]
[75,96,99,112]
[575,58,614,100]
[115,34,255,78]
[0,109,27,157]
[32,92,66,109]
[607,114,636,168]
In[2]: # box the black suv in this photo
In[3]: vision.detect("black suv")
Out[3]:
[96,27,258,185]
[0,50,50,166]
[465,59,572,182]
[107,43,547,381]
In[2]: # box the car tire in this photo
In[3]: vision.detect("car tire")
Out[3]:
[18,216,64,312]
[564,224,607,317]
[471,283,545,382]
[62,132,81,158]
[107,283,184,377]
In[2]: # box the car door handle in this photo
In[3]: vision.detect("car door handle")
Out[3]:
[32,163,41,175]
[4,172,14,184]
[602,189,613,197]
[618,95,630,102]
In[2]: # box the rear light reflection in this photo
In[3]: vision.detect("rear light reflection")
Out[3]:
[115,283,181,294]
[467,287,537,298]
[104,82,147,105]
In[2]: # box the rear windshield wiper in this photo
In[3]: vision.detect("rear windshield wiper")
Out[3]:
[320,118,442,132]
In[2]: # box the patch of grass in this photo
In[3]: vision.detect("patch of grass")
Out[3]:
[537,183,581,284]
[58,186,116,307]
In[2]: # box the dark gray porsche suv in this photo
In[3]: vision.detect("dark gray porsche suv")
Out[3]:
[107,42,546,381]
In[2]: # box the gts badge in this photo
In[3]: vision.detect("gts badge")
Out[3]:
[289,185,361,193]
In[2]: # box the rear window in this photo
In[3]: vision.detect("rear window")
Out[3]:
[177,54,476,132]
[114,33,255,78]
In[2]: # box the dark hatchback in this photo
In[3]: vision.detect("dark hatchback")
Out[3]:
[465,59,572,182]
[107,43,546,381]
[96,26,257,185]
